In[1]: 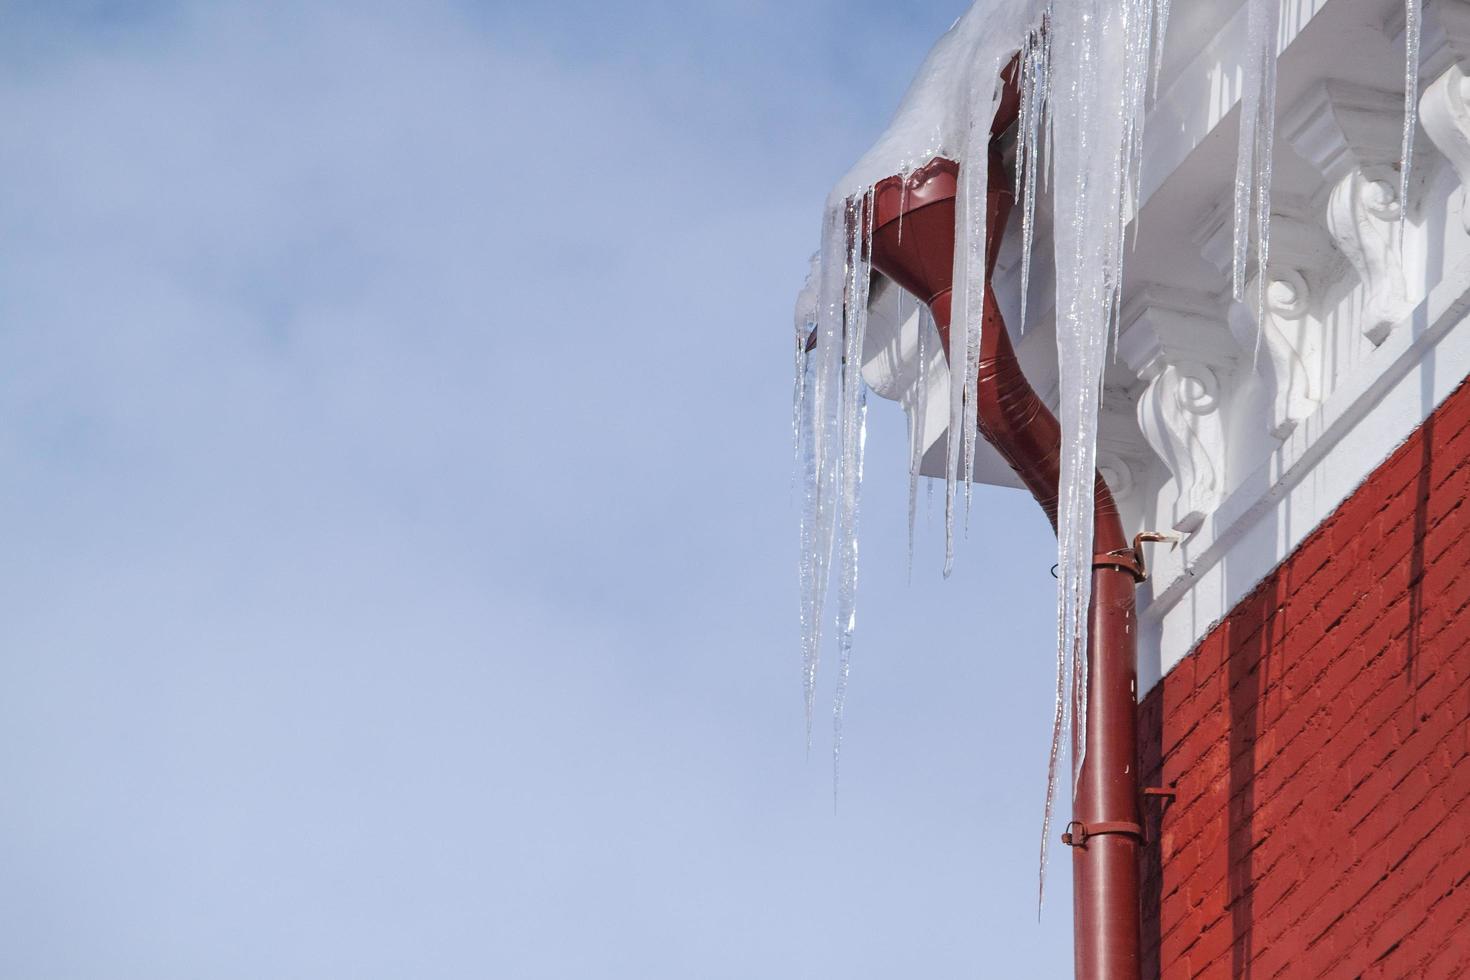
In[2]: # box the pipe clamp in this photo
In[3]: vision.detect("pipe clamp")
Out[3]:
[1060,820,1145,847]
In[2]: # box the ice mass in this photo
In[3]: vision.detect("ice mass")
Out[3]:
[793,0,1423,902]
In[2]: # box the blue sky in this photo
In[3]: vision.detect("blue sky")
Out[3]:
[0,2,1071,975]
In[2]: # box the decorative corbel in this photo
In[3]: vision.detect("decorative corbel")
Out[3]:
[1283,81,1410,345]
[1118,293,1237,534]
[1194,205,1330,440]
[1234,267,1322,439]
[1421,64,1470,234]
[1327,171,1408,344]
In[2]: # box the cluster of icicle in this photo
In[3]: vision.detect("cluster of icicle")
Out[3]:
[1233,0,1420,326]
[796,0,1423,912]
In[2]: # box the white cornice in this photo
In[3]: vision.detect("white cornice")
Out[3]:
[856,0,1470,692]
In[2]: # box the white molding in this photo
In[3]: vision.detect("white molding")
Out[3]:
[1282,80,1403,181]
[1138,261,1470,691]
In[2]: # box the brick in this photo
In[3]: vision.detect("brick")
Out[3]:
[1144,378,1470,978]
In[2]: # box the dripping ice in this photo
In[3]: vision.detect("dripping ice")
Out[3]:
[1401,0,1421,221]
[1036,0,1173,914]
[796,205,844,753]
[1231,0,1282,336]
[830,189,873,797]
[794,0,1168,907]
[799,0,1045,789]
[907,295,932,581]
[795,0,1423,916]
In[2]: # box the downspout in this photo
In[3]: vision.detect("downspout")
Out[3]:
[866,79,1144,980]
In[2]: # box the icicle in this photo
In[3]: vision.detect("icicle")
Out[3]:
[1124,0,1162,220]
[1151,0,1172,101]
[964,79,1001,529]
[830,390,866,798]
[832,190,875,797]
[1043,19,1056,201]
[793,254,820,479]
[795,0,1191,907]
[897,175,910,246]
[822,0,1042,582]
[908,299,932,581]
[942,228,965,581]
[798,204,849,749]
[1018,27,1050,335]
[1401,0,1421,220]
[1037,0,1168,916]
[1232,0,1281,323]
[946,58,1004,570]
[1252,38,1278,365]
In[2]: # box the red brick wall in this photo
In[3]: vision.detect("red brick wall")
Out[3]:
[1138,378,1470,979]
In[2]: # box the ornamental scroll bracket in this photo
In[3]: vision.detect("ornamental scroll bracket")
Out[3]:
[1237,266,1322,440]
[1118,291,1237,535]
[1194,204,1330,441]
[1283,80,1411,346]
[1421,0,1470,236]
[1420,66,1470,233]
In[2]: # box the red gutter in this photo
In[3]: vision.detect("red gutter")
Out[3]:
[866,74,1143,980]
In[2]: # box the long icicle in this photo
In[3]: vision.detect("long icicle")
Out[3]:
[957,65,1001,539]
[799,203,849,750]
[832,190,874,800]
[1400,0,1421,221]
[1038,0,1167,916]
[943,176,966,580]
[1252,27,1279,360]
[1018,26,1050,336]
[1232,0,1281,324]
[793,254,820,482]
[1151,0,1172,101]
[908,297,932,581]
